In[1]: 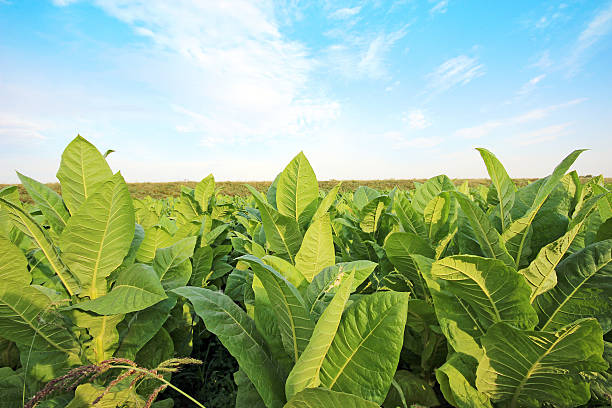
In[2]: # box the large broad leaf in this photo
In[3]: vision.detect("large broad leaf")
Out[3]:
[305,261,376,319]
[241,255,314,362]
[393,190,428,240]
[423,192,453,242]
[194,173,215,212]
[312,182,341,221]
[384,232,434,299]
[56,135,113,215]
[0,281,80,379]
[71,311,124,364]
[412,175,456,214]
[295,215,335,282]
[503,149,586,268]
[476,318,608,408]
[153,236,197,290]
[285,271,354,400]
[68,264,167,315]
[319,291,409,404]
[172,286,286,408]
[284,388,380,408]
[520,194,603,301]
[536,239,612,332]
[432,255,538,331]
[276,152,319,230]
[0,236,30,285]
[476,148,515,231]
[247,185,303,263]
[0,198,79,296]
[60,172,135,299]
[66,383,144,408]
[359,196,390,233]
[453,192,514,267]
[136,225,174,263]
[17,172,70,234]
[262,255,308,291]
[436,353,492,408]
[235,369,267,408]
[383,370,440,408]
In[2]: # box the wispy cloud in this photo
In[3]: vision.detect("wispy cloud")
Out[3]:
[516,74,546,96]
[455,98,585,139]
[566,1,612,76]
[0,114,47,142]
[425,54,485,95]
[52,0,339,145]
[429,0,449,15]
[402,110,431,130]
[329,6,362,20]
[514,122,573,146]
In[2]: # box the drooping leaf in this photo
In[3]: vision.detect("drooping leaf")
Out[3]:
[412,175,456,214]
[295,215,335,281]
[476,148,515,231]
[0,236,31,285]
[384,232,434,299]
[172,286,286,408]
[359,196,389,233]
[241,255,314,363]
[436,353,492,408]
[60,172,135,299]
[262,255,308,291]
[453,192,514,267]
[432,255,538,330]
[56,135,113,215]
[276,152,320,230]
[319,291,409,404]
[536,239,612,332]
[285,388,380,408]
[69,264,167,315]
[153,236,197,290]
[383,370,440,408]
[17,172,70,234]
[476,318,607,408]
[285,271,354,400]
[71,311,124,364]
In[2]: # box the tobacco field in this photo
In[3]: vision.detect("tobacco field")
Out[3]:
[0,135,611,408]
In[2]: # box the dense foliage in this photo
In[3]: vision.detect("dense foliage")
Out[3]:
[0,136,610,407]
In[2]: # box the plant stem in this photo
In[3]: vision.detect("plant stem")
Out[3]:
[112,365,206,408]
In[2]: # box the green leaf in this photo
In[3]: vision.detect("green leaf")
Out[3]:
[136,225,173,263]
[359,196,389,233]
[476,148,515,231]
[153,236,197,290]
[305,261,376,319]
[319,291,409,404]
[432,255,538,330]
[436,353,492,408]
[412,175,456,214]
[0,236,30,285]
[284,388,380,408]
[247,185,303,263]
[520,193,604,301]
[17,172,70,234]
[71,311,124,364]
[66,383,144,408]
[313,183,341,221]
[295,215,335,281]
[0,281,80,379]
[536,239,612,332]
[172,286,286,408]
[235,369,267,408]
[476,318,608,408]
[0,198,79,296]
[262,255,308,291]
[393,190,428,240]
[241,255,314,363]
[453,192,514,267]
[69,264,167,315]
[504,149,587,268]
[60,172,135,299]
[191,245,214,286]
[285,271,354,400]
[423,192,452,241]
[194,173,215,212]
[56,135,113,215]
[384,232,434,299]
[276,152,319,230]
[383,370,440,408]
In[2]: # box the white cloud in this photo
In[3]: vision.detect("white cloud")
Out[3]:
[0,114,47,142]
[65,0,340,144]
[329,6,362,20]
[430,0,448,15]
[531,50,553,69]
[516,74,546,96]
[566,1,612,75]
[455,98,585,139]
[514,122,573,146]
[426,55,485,95]
[403,110,431,129]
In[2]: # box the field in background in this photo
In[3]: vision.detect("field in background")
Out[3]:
[3,177,609,202]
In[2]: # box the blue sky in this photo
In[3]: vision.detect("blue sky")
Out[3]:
[1,0,611,183]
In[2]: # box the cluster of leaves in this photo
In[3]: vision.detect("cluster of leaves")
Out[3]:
[1,136,611,408]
